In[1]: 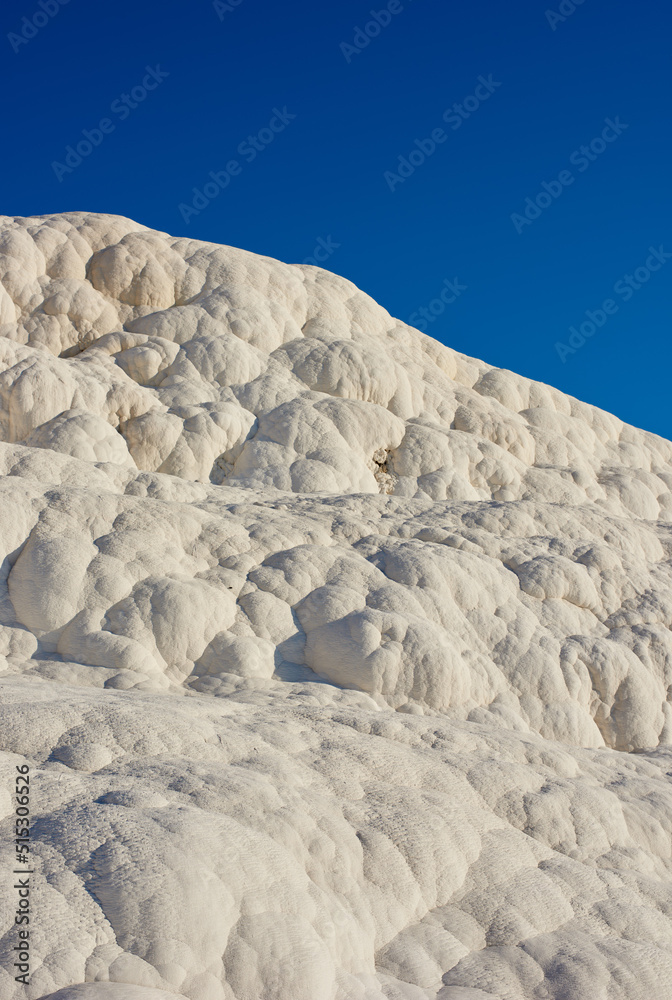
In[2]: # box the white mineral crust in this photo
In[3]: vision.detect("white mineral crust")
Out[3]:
[0,213,670,999]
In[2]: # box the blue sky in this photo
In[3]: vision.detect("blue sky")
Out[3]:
[2,0,671,438]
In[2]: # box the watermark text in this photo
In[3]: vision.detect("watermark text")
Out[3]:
[555,246,670,362]
[51,65,169,181]
[12,764,32,985]
[409,277,467,331]
[8,0,70,54]
[511,117,628,233]
[178,107,297,225]
[384,76,501,192]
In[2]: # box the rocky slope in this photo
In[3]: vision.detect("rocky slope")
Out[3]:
[0,213,671,1000]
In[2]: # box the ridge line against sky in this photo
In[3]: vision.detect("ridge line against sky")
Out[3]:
[2,0,671,439]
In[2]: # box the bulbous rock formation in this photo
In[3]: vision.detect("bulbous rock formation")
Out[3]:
[0,213,671,1000]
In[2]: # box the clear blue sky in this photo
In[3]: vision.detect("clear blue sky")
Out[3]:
[2,0,671,438]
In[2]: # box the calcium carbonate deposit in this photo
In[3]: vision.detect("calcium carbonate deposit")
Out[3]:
[1,212,671,1000]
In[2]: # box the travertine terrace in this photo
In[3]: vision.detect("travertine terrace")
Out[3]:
[1,213,671,1000]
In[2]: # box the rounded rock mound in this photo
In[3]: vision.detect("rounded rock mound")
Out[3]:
[1,213,671,1000]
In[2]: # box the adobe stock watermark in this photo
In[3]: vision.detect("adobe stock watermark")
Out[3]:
[213,0,244,18]
[511,117,628,233]
[12,764,32,986]
[555,245,670,362]
[546,0,587,30]
[178,107,297,225]
[408,277,467,332]
[51,66,169,181]
[340,0,413,62]
[8,0,70,54]
[302,236,341,267]
[383,76,501,193]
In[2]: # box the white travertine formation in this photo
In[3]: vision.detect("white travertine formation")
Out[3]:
[0,213,670,1000]
[40,986,188,1000]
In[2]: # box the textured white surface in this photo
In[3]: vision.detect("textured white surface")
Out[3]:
[40,985,188,1000]
[0,213,670,1000]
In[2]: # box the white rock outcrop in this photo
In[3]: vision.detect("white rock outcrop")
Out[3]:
[0,213,670,1000]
